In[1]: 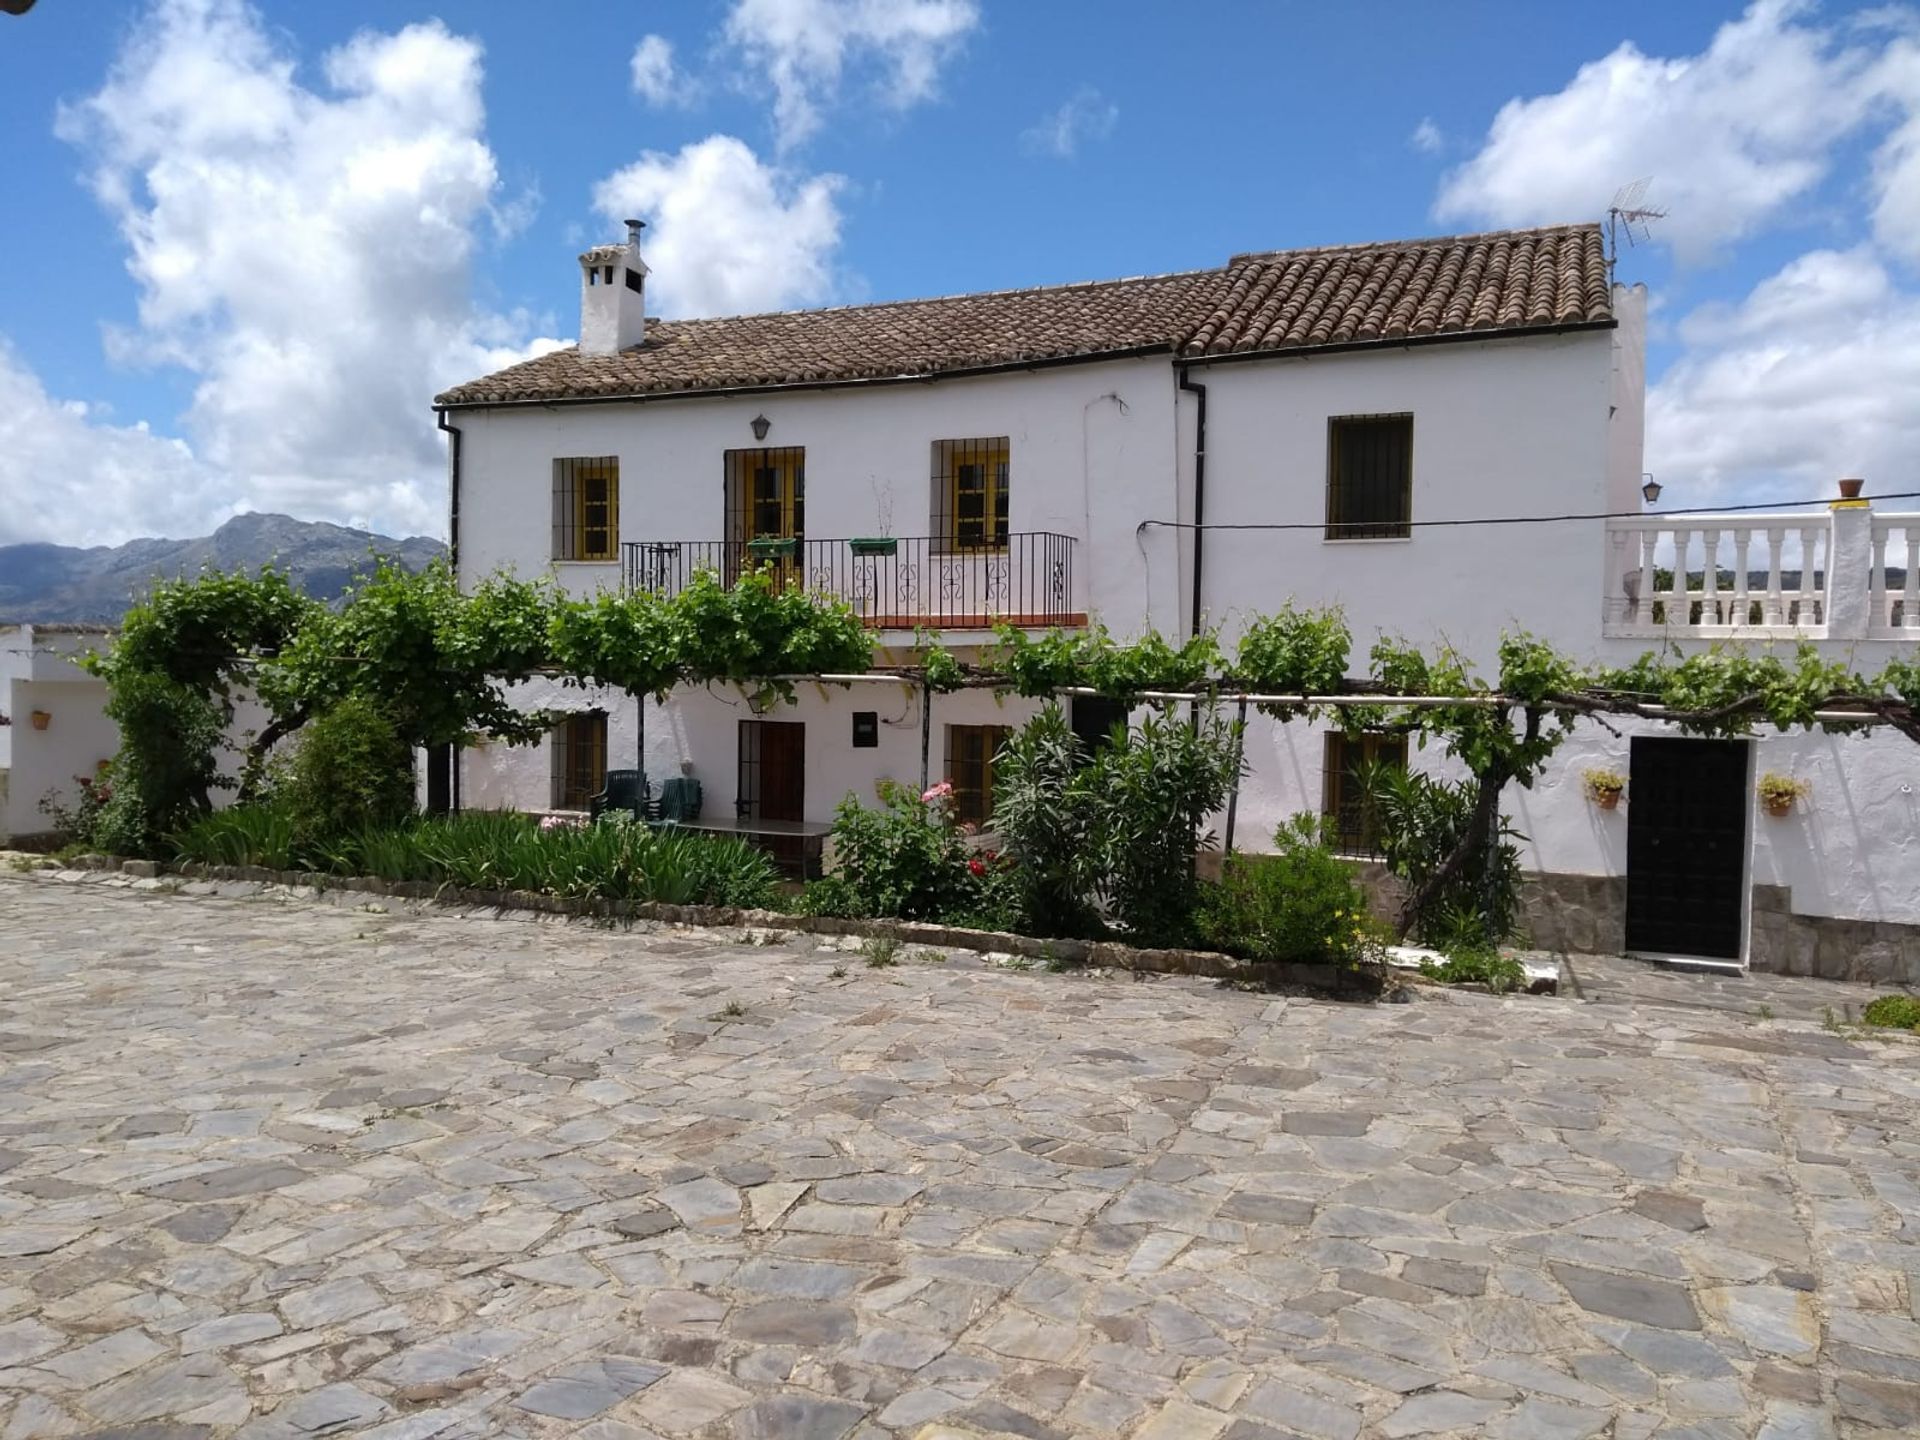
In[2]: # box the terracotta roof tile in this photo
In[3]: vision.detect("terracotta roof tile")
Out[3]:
[436,223,1611,407]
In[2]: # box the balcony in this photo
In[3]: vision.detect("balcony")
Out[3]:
[1604,510,1918,641]
[621,532,1081,630]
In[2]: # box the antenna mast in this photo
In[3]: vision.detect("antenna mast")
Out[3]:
[1606,178,1667,282]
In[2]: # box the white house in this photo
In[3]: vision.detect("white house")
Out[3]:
[435,221,1920,983]
[0,624,118,845]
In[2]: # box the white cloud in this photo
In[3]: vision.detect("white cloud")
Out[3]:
[1434,0,1905,261]
[1020,87,1119,160]
[721,0,979,149]
[41,0,551,544]
[1649,248,1920,502]
[630,34,694,106]
[1410,117,1443,155]
[0,341,230,547]
[594,135,845,316]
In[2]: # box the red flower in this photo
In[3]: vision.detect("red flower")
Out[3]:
[968,858,986,877]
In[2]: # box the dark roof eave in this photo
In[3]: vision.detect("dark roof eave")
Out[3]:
[1174,316,1619,370]
[434,341,1181,412]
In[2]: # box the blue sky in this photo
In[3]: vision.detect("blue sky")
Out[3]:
[2,0,1917,545]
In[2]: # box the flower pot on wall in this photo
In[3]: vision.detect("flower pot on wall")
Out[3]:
[1838,477,1865,500]
[29,710,50,731]
[1763,795,1796,817]
[848,536,898,558]
[747,537,798,561]
[1592,790,1620,811]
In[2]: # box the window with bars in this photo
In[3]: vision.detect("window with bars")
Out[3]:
[1322,731,1407,856]
[932,438,1010,552]
[1325,414,1412,540]
[1069,696,1128,762]
[945,723,1011,826]
[551,711,608,810]
[553,457,620,561]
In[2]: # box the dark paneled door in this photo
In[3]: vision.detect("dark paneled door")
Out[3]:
[1625,737,1750,960]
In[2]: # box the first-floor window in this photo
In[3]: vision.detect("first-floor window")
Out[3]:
[1325,413,1412,540]
[945,723,1011,826]
[552,711,608,810]
[1322,731,1407,856]
[553,456,620,561]
[933,437,1010,551]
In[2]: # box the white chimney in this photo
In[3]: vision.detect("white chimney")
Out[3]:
[579,219,648,356]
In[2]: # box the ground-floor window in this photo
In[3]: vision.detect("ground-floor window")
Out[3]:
[1069,696,1128,760]
[946,723,1011,826]
[1322,730,1406,856]
[552,711,608,810]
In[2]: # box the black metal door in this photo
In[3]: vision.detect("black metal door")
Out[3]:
[1625,738,1749,960]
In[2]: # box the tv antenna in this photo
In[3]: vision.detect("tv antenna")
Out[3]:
[1606,178,1666,280]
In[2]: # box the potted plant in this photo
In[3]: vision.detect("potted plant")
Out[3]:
[746,536,798,561]
[1583,767,1626,810]
[848,536,898,558]
[29,709,50,731]
[1758,772,1808,816]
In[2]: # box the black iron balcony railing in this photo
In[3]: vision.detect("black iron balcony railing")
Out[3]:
[621,532,1079,627]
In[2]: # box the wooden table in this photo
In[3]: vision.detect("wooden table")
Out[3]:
[668,815,834,879]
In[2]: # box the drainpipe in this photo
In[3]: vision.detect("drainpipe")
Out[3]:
[1176,367,1208,640]
[1177,367,1209,754]
[436,407,464,813]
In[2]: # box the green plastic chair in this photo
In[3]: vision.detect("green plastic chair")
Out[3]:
[589,769,647,821]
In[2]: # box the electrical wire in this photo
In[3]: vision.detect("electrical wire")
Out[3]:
[1136,490,1920,535]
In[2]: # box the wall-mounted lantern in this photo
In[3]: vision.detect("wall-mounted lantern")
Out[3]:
[750,414,771,442]
[1640,473,1662,506]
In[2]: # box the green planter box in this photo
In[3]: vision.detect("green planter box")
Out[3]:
[848,536,898,557]
[746,537,799,561]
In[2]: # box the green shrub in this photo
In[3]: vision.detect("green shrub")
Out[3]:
[1197,815,1381,967]
[793,874,867,918]
[1362,763,1524,947]
[989,705,1098,936]
[1862,994,1920,1030]
[1083,707,1244,947]
[1419,945,1528,994]
[36,769,114,847]
[99,669,229,854]
[174,805,302,871]
[172,807,777,909]
[279,695,415,841]
[822,781,977,921]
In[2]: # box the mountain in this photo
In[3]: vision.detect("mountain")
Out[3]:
[0,513,446,623]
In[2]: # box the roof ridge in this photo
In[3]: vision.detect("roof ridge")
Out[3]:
[1227,221,1601,267]
[653,263,1227,328]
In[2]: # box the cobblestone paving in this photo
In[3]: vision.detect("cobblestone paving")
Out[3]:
[2,869,1918,1439]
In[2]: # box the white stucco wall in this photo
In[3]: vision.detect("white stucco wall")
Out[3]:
[462,676,1044,823]
[449,321,1918,938]
[453,356,1183,638]
[1191,329,1616,657]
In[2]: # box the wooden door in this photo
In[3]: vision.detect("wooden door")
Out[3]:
[728,447,805,588]
[1625,737,1750,960]
[738,720,804,822]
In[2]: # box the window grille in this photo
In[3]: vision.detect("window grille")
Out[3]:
[1325,414,1412,540]
[553,457,620,561]
[931,438,1010,554]
[1321,731,1407,856]
[551,711,608,810]
[1069,696,1128,761]
[723,447,806,581]
[945,723,1011,826]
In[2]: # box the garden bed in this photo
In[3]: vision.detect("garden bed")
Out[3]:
[54,854,1393,997]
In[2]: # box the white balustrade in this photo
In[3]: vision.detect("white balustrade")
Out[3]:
[1604,515,1829,638]
[1870,514,1920,637]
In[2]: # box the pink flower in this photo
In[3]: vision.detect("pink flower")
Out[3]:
[921,781,954,803]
